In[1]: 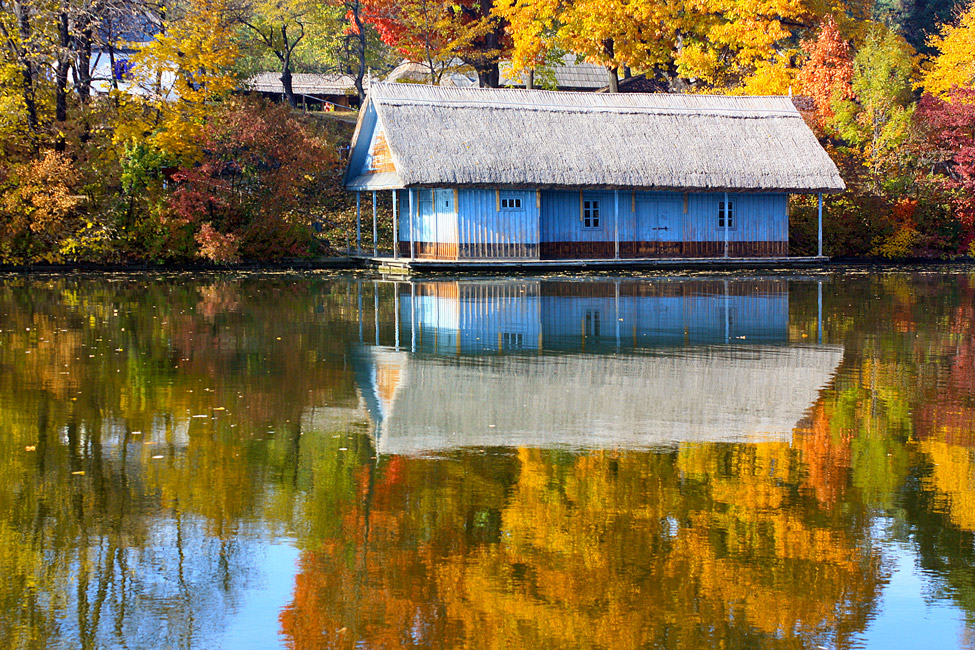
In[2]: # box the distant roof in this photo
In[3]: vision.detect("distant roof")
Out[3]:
[347,82,846,193]
[354,344,845,456]
[596,73,670,94]
[500,54,609,90]
[245,72,367,95]
[385,59,477,87]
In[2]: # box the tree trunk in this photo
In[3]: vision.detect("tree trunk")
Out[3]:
[56,10,71,131]
[75,27,93,105]
[14,1,39,142]
[280,45,297,108]
[476,61,500,88]
[607,66,619,93]
[526,69,534,90]
[350,0,367,102]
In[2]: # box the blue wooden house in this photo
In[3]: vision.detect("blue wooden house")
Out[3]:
[345,83,845,261]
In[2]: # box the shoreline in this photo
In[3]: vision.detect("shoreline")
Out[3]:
[1,256,973,276]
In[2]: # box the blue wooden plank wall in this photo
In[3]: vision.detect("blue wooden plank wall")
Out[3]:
[396,189,788,255]
[457,189,539,257]
[538,190,788,243]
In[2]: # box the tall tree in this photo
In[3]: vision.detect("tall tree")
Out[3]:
[798,17,855,127]
[236,0,316,107]
[832,26,917,184]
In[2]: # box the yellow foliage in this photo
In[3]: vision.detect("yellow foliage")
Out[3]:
[118,0,241,163]
[870,225,920,258]
[922,0,975,96]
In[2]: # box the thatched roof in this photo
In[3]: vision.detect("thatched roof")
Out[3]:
[346,83,845,193]
[245,72,365,95]
[353,344,844,456]
[500,54,610,90]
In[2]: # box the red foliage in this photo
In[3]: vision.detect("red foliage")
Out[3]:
[916,87,975,231]
[166,98,336,261]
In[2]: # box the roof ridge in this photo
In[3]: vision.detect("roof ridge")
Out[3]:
[378,96,801,117]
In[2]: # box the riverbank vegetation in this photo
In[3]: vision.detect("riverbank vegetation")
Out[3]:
[0,0,973,263]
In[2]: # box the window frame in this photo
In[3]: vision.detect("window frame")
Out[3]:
[582,199,601,230]
[500,196,524,210]
[718,199,736,230]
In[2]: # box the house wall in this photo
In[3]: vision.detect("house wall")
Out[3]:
[539,190,789,259]
[398,188,540,259]
[394,188,790,260]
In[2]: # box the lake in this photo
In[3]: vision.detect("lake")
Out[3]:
[1,270,974,649]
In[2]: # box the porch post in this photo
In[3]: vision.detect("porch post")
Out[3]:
[409,188,415,259]
[356,191,361,254]
[372,191,378,256]
[817,280,823,344]
[723,191,729,258]
[817,192,823,257]
[394,282,400,350]
[392,190,399,259]
[614,190,620,259]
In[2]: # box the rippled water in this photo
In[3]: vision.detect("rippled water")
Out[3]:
[1,270,975,649]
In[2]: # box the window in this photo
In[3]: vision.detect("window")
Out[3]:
[500,197,523,210]
[583,200,600,229]
[718,200,735,229]
[585,309,600,337]
[502,332,524,349]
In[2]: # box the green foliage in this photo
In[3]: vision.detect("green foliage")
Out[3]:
[832,27,917,183]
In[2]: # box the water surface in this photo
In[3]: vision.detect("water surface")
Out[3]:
[2,271,974,649]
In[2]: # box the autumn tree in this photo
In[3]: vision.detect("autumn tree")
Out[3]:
[120,0,240,162]
[165,97,336,261]
[362,0,497,85]
[798,17,855,128]
[236,0,318,107]
[833,26,917,185]
[922,0,975,98]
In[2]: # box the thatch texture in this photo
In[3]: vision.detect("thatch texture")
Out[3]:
[246,72,365,95]
[354,83,845,193]
[354,344,844,456]
[499,54,610,90]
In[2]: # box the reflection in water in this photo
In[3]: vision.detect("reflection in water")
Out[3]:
[355,279,842,454]
[3,272,975,649]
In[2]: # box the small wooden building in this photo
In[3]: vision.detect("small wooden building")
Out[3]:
[344,83,845,261]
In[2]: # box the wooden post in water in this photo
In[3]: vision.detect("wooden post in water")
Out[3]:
[817,280,823,344]
[394,283,400,349]
[356,191,361,254]
[817,193,823,257]
[392,190,398,259]
[372,191,378,256]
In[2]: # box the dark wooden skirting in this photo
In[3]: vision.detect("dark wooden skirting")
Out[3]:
[540,241,615,259]
[401,240,788,261]
[541,241,788,259]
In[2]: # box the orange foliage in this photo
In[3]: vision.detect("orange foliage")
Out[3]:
[798,17,855,127]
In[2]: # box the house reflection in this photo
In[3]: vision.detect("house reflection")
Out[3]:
[353,278,841,455]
